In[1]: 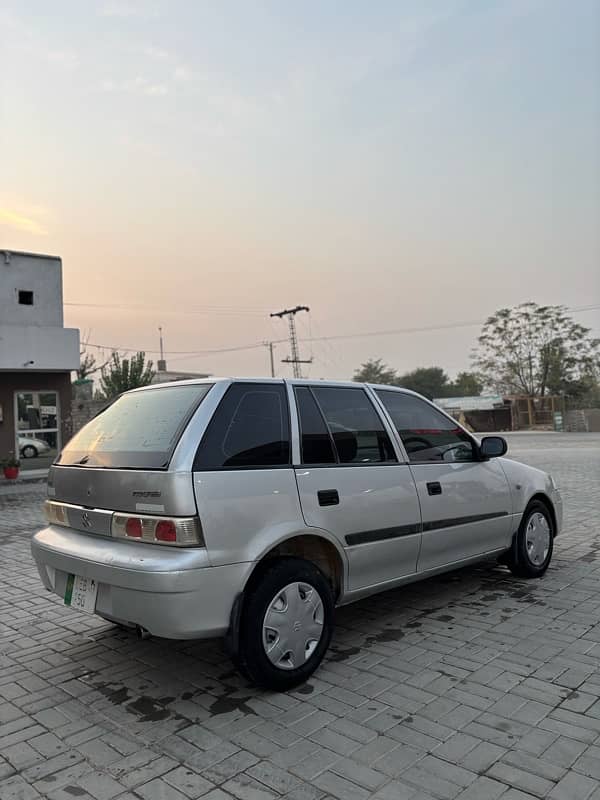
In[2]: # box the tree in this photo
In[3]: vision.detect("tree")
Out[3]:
[397,367,450,399]
[473,303,600,398]
[99,352,155,398]
[353,359,398,385]
[77,351,97,381]
[447,371,483,397]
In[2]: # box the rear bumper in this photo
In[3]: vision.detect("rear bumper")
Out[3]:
[31,526,253,639]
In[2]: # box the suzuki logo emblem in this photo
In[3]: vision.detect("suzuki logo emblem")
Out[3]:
[81,512,92,528]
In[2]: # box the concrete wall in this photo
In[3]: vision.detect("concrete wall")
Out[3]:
[0,324,80,371]
[0,251,64,327]
[0,372,72,459]
[71,380,106,435]
[566,408,600,433]
[0,250,79,373]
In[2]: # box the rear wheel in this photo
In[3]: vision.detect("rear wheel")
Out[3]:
[507,500,554,578]
[22,445,37,458]
[235,557,334,691]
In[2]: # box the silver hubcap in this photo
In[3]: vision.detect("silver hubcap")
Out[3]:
[525,512,550,566]
[262,582,324,670]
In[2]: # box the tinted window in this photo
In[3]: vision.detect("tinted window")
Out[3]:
[376,390,475,463]
[58,384,212,469]
[195,383,290,469]
[312,387,396,464]
[295,387,336,464]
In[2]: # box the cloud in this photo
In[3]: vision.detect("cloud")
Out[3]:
[144,83,167,96]
[172,65,195,82]
[100,1,160,19]
[46,49,79,68]
[0,209,47,236]
[139,44,171,61]
[100,76,168,96]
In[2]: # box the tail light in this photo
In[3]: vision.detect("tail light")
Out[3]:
[111,513,204,547]
[45,500,69,526]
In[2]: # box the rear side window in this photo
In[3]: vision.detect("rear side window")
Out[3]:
[58,384,213,469]
[311,386,396,464]
[194,383,290,469]
[376,390,475,463]
[295,387,336,464]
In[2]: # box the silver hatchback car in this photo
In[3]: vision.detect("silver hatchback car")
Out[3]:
[32,379,562,690]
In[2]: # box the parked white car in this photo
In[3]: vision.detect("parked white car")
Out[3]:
[19,436,51,458]
[32,379,562,690]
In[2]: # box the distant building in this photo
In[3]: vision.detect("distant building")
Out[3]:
[151,360,210,384]
[434,395,506,412]
[0,250,79,468]
[434,395,512,432]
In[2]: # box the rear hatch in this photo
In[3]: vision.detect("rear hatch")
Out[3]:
[48,383,213,535]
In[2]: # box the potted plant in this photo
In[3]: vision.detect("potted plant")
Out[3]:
[2,453,20,480]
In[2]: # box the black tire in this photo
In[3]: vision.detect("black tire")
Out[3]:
[235,557,334,691]
[507,500,554,578]
[22,445,37,459]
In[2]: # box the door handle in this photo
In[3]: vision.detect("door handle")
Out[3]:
[427,481,442,496]
[318,489,339,507]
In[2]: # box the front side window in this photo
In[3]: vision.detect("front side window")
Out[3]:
[376,390,475,463]
[194,383,290,469]
[310,386,396,464]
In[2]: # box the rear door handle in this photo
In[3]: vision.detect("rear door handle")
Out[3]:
[318,489,339,507]
[427,481,442,496]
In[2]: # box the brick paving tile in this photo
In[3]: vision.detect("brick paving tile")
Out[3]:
[2,433,600,799]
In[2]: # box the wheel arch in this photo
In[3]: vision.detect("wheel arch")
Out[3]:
[526,493,557,537]
[245,531,346,601]
[225,531,345,665]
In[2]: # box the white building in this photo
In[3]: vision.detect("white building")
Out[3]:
[151,364,211,384]
[0,250,79,469]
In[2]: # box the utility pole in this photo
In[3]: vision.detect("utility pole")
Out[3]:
[263,341,276,377]
[157,326,167,372]
[270,306,312,378]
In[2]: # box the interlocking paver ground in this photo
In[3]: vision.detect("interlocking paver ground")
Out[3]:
[1,432,599,799]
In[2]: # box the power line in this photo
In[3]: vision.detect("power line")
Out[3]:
[83,340,272,356]
[296,304,600,346]
[80,303,600,360]
[64,301,269,317]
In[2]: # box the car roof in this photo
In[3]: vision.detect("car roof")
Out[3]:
[131,376,424,399]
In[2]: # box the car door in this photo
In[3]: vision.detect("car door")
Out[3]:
[374,389,512,572]
[293,385,422,591]
[192,381,305,567]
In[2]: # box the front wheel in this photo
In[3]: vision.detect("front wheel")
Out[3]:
[236,557,334,691]
[507,500,554,578]
[22,445,37,459]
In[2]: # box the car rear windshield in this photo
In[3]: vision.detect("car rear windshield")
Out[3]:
[58,384,213,469]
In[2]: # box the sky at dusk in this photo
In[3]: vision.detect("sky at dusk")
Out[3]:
[1,0,599,380]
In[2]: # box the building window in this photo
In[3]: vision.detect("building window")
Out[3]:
[15,391,60,469]
[18,290,34,305]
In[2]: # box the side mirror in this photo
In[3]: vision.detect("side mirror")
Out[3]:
[480,436,507,459]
